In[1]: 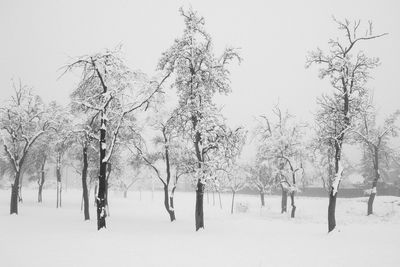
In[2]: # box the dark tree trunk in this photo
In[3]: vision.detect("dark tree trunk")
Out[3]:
[231,191,236,214]
[170,185,177,217]
[260,191,265,207]
[212,190,215,206]
[290,192,296,218]
[123,189,128,198]
[195,179,205,231]
[218,191,222,209]
[163,185,175,222]
[328,190,337,232]
[105,163,111,217]
[82,145,90,221]
[97,112,107,230]
[368,147,379,216]
[10,172,20,214]
[38,158,46,203]
[56,165,62,208]
[328,142,342,233]
[281,185,287,213]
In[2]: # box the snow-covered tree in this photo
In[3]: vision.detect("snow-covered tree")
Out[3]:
[63,47,167,229]
[158,7,241,230]
[248,160,279,207]
[0,81,53,214]
[307,18,387,232]
[49,102,73,208]
[132,113,182,221]
[255,106,305,217]
[354,109,399,215]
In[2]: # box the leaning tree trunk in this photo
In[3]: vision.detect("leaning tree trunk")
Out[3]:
[195,178,205,231]
[260,190,265,207]
[82,145,90,221]
[231,190,236,214]
[170,184,177,218]
[10,171,21,214]
[368,149,379,215]
[96,112,107,230]
[280,185,287,213]
[163,185,175,222]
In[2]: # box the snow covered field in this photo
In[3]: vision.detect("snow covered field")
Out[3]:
[1,188,400,267]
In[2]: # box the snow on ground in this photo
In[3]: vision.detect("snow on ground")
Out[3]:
[0,188,400,267]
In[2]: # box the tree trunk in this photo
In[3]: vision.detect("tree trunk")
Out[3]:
[163,185,175,222]
[212,190,215,206]
[170,185,177,218]
[97,111,107,230]
[328,145,342,233]
[10,171,20,214]
[123,189,128,198]
[290,192,296,218]
[56,166,62,208]
[195,179,205,231]
[328,190,337,232]
[94,183,98,206]
[82,145,90,221]
[368,148,379,216]
[38,158,46,203]
[218,191,222,209]
[281,186,287,213]
[231,191,236,214]
[260,191,265,207]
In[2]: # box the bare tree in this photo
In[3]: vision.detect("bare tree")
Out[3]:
[306,18,387,232]
[63,48,167,230]
[354,109,399,215]
[255,105,305,217]
[0,81,52,214]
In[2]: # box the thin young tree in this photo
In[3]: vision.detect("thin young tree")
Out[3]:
[354,109,399,215]
[306,18,387,232]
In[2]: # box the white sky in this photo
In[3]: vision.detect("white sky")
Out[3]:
[0,0,399,162]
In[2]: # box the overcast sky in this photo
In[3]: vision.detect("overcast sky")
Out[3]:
[0,0,399,162]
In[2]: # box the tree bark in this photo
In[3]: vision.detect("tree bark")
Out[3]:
[281,185,287,213]
[195,179,205,231]
[123,189,128,198]
[328,143,342,233]
[82,144,90,221]
[290,192,296,218]
[38,157,46,203]
[56,165,62,208]
[260,191,265,207]
[368,147,379,215]
[10,171,20,214]
[231,190,236,214]
[218,190,222,209]
[170,185,177,217]
[97,111,107,230]
[163,185,175,222]
[328,190,337,232]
